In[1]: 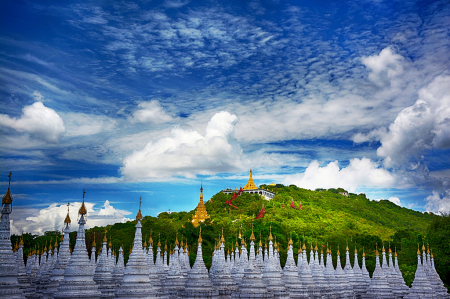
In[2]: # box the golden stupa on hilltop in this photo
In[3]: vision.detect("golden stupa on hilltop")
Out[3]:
[191,185,210,227]
[243,169,258,190]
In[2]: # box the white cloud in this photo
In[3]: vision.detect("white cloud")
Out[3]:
[361,47,405,87]
[121,111,243,179]
[10,200,133,235]
[129,100,173,124]
[0,101,65,143]
[425,190,450,214]
[62,112,117,137]
[375,75,450,167]
[283,158,395,192]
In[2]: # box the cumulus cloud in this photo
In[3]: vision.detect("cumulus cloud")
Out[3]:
[10,200,132,235]
[425,189,450,214]
[283,158,395,192]
[0,101,65,143]
[374,75,450,167]
[62,112,117,137]
[121,111,243,179]
[129,100,173,124]
[361,47,405,87]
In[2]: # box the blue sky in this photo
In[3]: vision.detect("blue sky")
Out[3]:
[1,0,449,234]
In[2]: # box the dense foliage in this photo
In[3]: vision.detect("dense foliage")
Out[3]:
[12,185,448,290]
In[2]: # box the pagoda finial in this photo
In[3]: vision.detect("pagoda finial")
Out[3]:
[175,232,179,245]
[78,189,87,216]
[2,171,13,206]
[250,223,255,241]
[337,244,340,256]
[64,201,71,224]
[8,171,12,187]
[136,197,143,220]
[92,232,96,247]
[417,244,420,255]
[363,246,365,257]
[288,232,293,245]
[103,229,107,242]
[268,225,273,241]
[157,233,161,247]
[376,243,379,256]
[198,227,202,244]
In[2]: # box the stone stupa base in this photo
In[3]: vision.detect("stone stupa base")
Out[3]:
[0,285,25,299]
[178,288,219,299]
[54,281,101,299]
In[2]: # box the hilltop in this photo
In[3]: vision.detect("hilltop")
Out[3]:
[14,184,449,289]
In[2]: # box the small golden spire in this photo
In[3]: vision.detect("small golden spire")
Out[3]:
[198,227,202,244]
[221,227,225,243]
[19,236,24,246]
[346,240,349,251]
[355,245,357,254]
[259,233,262,247]
[363,247,365,257]
[337,244,340,256]
[427,243,430,254]
[376,244,379,256]
[54,238,58,248]
[149,231,153,245]
[2,172,13,205]
[64,202,71,224]
[389,242,392,253]
[268,226,273,241]
[78,189,87,216]
[288,233,293,245]
[395,247,398,257]
[314,240,318,251]
[144,239,147,248]
[382,242,385,252]
[164,241,167,251]
[235,236,239,247]
[265,242,267,248]
[103,230,107,242]
[92,232,96,247]
[136,197,143,220]
[157,233,161,247]
[302,241,306,250]
[431,248,433,258]
[180,239,184,247]
[274,236,277,248]
[175,233,179,245]
[250,224,255,241]
[422,241,425,251]
[417,244,420,255]
[108,236,112,248]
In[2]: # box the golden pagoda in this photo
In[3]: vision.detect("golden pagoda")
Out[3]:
[191,185,210,228]
[243,169,258,190]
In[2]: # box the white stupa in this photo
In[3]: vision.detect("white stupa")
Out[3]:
[115,197,156,299]
[54,189,101,299]
[0,172,25,299]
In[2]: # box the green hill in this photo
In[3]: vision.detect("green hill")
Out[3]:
[13,184,450,290]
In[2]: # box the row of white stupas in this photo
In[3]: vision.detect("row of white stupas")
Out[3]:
[1,184,449,299]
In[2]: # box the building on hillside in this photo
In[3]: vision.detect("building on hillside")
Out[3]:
[191,186,210,227]
[222,170,275,200]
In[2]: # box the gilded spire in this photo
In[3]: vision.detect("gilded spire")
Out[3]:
[191,185,210,227]
[136,197,143,221]
[427,243,430,254]
[314,240,318,251]
[302,241,306,250]
[395,247,397,257]
[157,233,161,247]
[268,226,273,241]
[422,242,425,251]
[19,236,24,246]
[417,244,420,255]
[346,240,349,251]
[175,233,179,245]
[198,227,202,244]
[337,244,340,256]
[149,231,153,245]
[250,224,255,241]
[355,245,357,254]
[376,244,379,256]
[64,202,71,224]
[288,233,293,245]
[200,184,203,202]
[78,189,87,215]
[221,227,225,243]
[382,242,385,252]
[274,236,277,248]
[103,229,107,242]
[259,233,262,247]
[164,241,167,251]
[2,171,13,206]
[389,242,392,253]
[363,247,365,257]
[243,169,258,190]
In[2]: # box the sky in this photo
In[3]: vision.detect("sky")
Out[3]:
[1,0,449,235]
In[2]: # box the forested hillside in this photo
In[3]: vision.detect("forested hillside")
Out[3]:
[13,185,449,290]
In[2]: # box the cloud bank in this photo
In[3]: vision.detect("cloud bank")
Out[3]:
[0,101,65,143]
[283,158,395,192]
[10,200,132,235]
[121,111,243,179]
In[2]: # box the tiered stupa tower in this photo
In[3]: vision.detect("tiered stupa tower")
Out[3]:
[54,189,101,299]
[367,245,393,299]
[179,228,218,298]
[93,231,115,298]
[115,197,157,299]
[0,172,25,299]
[191,186,210,228]
[43,203,72,299]
[232,226,270,299]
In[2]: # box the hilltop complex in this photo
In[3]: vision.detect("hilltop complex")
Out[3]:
[1,173,449,299]
[222,170,276,200]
